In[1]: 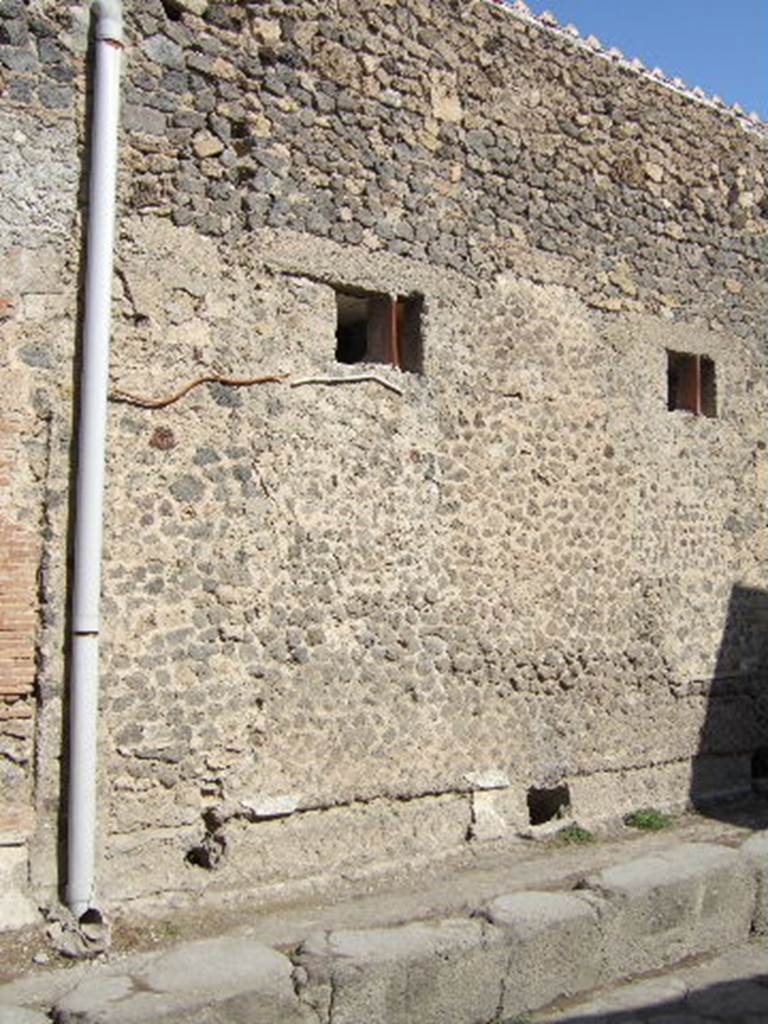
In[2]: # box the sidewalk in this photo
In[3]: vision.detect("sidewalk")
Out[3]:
[0,801,766,1023]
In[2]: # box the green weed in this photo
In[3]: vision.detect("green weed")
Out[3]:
[624,807,672,831]
[554,823,595,845]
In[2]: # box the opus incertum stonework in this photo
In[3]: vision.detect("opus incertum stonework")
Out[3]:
[1,0,767,922]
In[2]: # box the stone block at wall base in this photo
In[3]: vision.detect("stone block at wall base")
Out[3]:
[569,762,692,824]
[470,788,528,840]
[568,755,752,826]
[0,846,38,931]
[101,792,471,906]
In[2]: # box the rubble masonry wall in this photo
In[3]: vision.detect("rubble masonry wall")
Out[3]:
[1,0,767,910]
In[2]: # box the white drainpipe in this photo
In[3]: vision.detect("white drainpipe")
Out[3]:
[67,0,123,919]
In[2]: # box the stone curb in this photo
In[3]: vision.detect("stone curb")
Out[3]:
[292,840,758,1023]
[578,841,756,980]
[0,833,764,1023]
[741,831,768,935]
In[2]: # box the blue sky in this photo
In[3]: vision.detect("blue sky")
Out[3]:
[528,0,767,118]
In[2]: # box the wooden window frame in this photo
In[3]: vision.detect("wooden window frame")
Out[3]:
[667,350,716,418]
[335,289,423,374]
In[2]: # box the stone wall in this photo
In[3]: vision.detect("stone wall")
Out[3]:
[1,0,767,915]
[0,0,85,921]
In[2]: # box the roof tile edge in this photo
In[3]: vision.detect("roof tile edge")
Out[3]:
[480,0,767,137]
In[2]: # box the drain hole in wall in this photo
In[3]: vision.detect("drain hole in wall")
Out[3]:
[186,832,227,869]
[78,907,103,926]
[527,784,571,825]
[752,747,768,795]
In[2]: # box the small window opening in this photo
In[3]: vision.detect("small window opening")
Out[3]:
[335,289,423,373]
[752,747,768,795]
[667,350,716,418]
[527,783,571,825]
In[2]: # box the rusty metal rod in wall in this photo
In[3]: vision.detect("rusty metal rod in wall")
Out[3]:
[389,296,401,369]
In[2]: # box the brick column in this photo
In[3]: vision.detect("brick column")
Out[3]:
[0,417,39,840]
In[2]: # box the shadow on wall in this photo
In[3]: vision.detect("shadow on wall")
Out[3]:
[690,583,768,825]
[535,971,768,1023]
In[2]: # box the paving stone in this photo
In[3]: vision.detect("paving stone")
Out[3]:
[686,979,768,1018]
[533,940,768,1024]
[0,1009,51,1024]
[741,831,768,935]
[596,976,688,1013]
[53,937,311,1024]
[647,1016,710,1023]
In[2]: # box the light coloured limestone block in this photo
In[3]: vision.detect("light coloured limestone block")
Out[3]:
[429,71,463,122]
[471,792,508,840]
[470,788,527,840]
[0,848,37,931]
[464,769,510,790]
[0,111,78,252]
[568,761,693,823]
[240,793,301,819]
[249,18,282,45]
[192,131,224,159]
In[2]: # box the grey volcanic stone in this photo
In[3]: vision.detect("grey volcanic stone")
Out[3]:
[0,1009,51,1024]
[485,890,605,1015]
[122,104,167,136]
[54,937,311,1024]
[297,919,508,1024]
[141,34,184,69]
[169,475,204,502]
[581,843,755,977]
